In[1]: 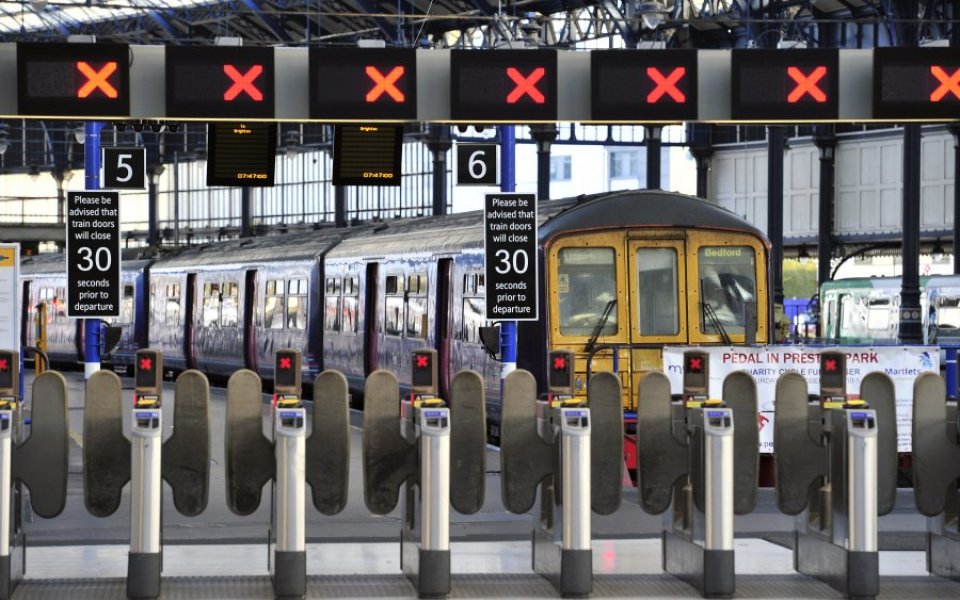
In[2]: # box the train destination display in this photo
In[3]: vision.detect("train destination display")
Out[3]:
[16,42,130,117]
[166,45,275,118]
[332,125,403,186]
[310,47,417,120]
[731,48,839,121]
[591,49,698,121]
[451,49,558,121]
[66,191,121,319]
[206,122,277,187]
[484,193,538,321]
[874,47,960,119]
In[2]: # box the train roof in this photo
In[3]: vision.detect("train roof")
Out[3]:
[151,225,361,270]
[538,190,768,243]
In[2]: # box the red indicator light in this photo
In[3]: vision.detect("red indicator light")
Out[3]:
[366,66,405,103]
[139,356,152,371]
[687,356,702,372]
[647,66,686,103]
[416,354,430,369]
[506,67,545,104]
[279,356,292,370]
[787,65,827,103]
[824,359,837,372]
[223,64,264,101]
[930,66,960,101]
[76,61,118,99]
[553,356,567,370]
[0,358,7,371]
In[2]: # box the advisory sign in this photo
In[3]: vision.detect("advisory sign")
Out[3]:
[67,191,120,318]
[484,193,538,321]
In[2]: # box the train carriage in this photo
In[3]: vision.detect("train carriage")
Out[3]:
[21,253,78,366]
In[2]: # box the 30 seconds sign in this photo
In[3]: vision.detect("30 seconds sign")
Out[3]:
[484,193,538,320]
[67,190,120,318]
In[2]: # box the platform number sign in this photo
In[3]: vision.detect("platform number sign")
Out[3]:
[66,191,121,319]
[484,193,538,321]
[101,147,146,190]
[456,143,498,185]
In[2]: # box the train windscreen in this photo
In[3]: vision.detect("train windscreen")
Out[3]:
[557,247,618,337]
[698,246,756,336]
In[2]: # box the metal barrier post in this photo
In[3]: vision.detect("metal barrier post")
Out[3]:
[273,403,306,595]
[0,391,13,597]
[560,407,591,557]
[703,408,735,557]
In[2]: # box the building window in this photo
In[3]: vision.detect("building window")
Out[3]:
[550,155,572,181]
[609,149,643,179]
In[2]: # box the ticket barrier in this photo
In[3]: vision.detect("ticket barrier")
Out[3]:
[225,350,349,600]
[636,351,759,599]
[363,350,485,599]
[0,350,68,599]
[84,350,210,600]
[501,351,623,598]
[911,372,960,579]
[774,351,897,599]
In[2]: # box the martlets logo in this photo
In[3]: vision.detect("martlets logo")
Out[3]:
[919,352,934,370]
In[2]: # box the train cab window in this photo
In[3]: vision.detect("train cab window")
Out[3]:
[697,247,757,335]
[866,298,891,331]
[324,277,341,332]
[343,276,359,334]
[936,296,960,339]
[557,248,618,337]
[203,283,221,327]
[221,282,239,327]
[119,285,135,324]
[636,248,679,335]
[406,273,428,339]
[385,274,404,337]
[287,278,307,330]
[462,273,485,343]
[165,284,181,326]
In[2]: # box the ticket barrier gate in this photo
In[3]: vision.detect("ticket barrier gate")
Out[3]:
[0,350,68,599]
[911,372,960,579]
[84,350,211,600]
[225,350,349,600]
[363,350,485,598]
[636,351,759,599]
[500,352,623,598]
[774,351,897,600]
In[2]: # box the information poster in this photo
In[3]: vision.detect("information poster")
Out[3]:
[0,244,19,353]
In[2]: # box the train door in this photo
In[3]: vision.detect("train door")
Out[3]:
[243,269,258,372]
[20,281,31,347]
[436,258,453,400]
[184,273,197,370]
[364,262,379,376]
[626,239,688,407]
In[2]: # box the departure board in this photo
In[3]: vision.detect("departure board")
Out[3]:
[310,48,417,120]
[731,49,839,120]
[332,125,402,186]
[166,46,275,119]
[17,42,130,117]
[874,47,960,119]
[207,122,277,187]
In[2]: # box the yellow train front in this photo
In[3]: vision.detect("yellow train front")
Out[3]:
[516,190,770,478]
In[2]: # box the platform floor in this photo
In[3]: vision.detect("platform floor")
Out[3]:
[11,371,960,598]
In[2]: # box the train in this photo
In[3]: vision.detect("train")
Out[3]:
[20,189,771,445]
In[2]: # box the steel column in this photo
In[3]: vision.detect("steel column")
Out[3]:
[952,125,960,275]
[427,125,451,217]
[499,125,517,381]
[900,124,923,344]
[530,124,558,202]
[646,126,662,190]
[814,126,837,299]
[83,121,103,379]
[334,184,347,228]
[767,126,785,308]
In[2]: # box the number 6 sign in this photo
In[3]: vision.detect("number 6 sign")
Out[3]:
[456,143,499,186]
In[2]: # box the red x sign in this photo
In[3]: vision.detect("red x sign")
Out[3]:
[647,67,686,103]
[279,357,292,370]
[824,359,837,372]
[77,61,118,99]
[366,66,405,103]
[224,64,264,101]
[688,357,702,371]
[931,66,960,101]
[552,356,567,370]
[506,67,545,104]
[139,357,152,371]
[787,66,827,103]
[416,354,430,368]
[0,358,7,371]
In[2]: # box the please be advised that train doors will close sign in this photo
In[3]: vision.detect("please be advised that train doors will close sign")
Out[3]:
[484,193,538,320]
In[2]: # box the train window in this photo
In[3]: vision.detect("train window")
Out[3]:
[636,248,679,335]
[385,297,403,336]
[464,274,476,296]
[203,282,221,327]
[386,275,402,295]
[324,275,340,332]
[221,282,239,327]
[165,284,181,326]
[343,276,359,334]
[477,274,485,295]
[267,280,277,296]
[558,248,618,337]
[462,297,485,343]
[406,297,427,338]
[866,298,890,331]
[120,285,135,324]
[287,278,307,330]
[698,247,757,336]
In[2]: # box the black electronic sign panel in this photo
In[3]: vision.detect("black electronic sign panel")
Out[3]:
[731,49,839,121]
[332,125,403,186]
[67,190,121,319]
[484,193,538,321]
[456,143,499,185]
[451,50,557,121]
[412,349,438,394]
[591,49,698,121]
[310,48,417,120]
[101,147,146,190]
[17,43,130,117]
[166,46,275,119]
[207,122,277,187]
[874,47,960,119]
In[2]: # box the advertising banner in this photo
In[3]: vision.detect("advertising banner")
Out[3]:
[663,345,939,453]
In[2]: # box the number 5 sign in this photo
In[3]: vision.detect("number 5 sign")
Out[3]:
[101,147,147,190]
[456,143,499,186]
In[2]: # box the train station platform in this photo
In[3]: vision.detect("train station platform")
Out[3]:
[13,371,960,599]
